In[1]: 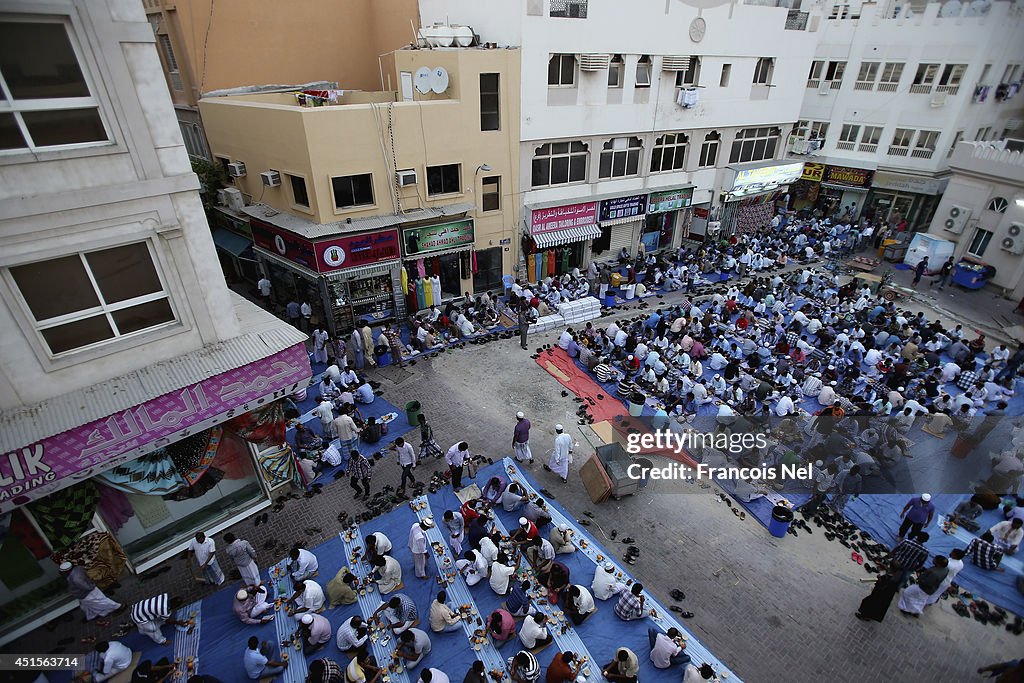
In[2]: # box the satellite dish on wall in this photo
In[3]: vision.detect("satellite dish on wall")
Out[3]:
[430,67,450,94]
[414,67,432,94]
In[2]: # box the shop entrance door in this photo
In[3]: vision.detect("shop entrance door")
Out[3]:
[473,247,504,293]
[439,252,464,300]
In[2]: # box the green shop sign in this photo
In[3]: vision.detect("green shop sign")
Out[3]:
[648,187,694,213]
[403,219,475,256]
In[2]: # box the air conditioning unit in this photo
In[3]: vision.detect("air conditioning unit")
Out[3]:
[1004,224,1024,254]
[227,161,246,177]
[579,54,610,71]
[661,56,691,72]
[260,170,281,187]
[396,169,418,186]
[930,91,947,108]
[817,80,831,95]
[221,186,245,212]
[943,205,970,234]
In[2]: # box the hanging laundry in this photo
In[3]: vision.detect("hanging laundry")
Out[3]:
[424,277,433,307]
[534,252,542,282]
[401,265,409,295]
[471,250,478,274]
[430,275,442,302]
[416,258,426,279]
[416,277,426,310]
[547,248,556,277]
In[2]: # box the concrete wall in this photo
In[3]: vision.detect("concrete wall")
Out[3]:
[0,0,240,407]
[199,48,521,273]
[798,2,1024,174]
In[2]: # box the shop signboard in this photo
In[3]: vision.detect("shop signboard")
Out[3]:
[251,218,317,271]
[800,163,825,182]
[0,344,312,513]
[530,202,598,234]
[728,161,805,199]
[648,187,695,213]
[315,229,400,273]
[871,171,948,196]
[599,194,648,222]
[823,165,873,188]
[403,219,475,256]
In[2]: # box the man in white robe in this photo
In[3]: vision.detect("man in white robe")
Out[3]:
[223,533,261,587]
[61,562,121,621]
[546,424,573,483]
[408,519,433,579]
[591,562,623,601]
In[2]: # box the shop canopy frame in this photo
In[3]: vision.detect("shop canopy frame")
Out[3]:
[532,223,603,249]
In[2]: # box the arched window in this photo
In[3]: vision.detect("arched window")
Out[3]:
[532,141,588,187]
[699,131,721,167]
[608,55,623,88]
[635,55,652,88]
[987,196,1009,214]
[651,133,689,172]
[599,137,642,178]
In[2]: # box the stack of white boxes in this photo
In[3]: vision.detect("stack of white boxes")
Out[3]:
[557,296,602,326]
[529,314,565,334]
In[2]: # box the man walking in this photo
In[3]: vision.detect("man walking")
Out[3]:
[349,450,373,500]
[409,519,434,579]
[223,533,261,588]
[518,302,530,351]
[912,256,928,288]
[513,412,533,464]
[188,531,224,586]
[931,257,955,289]
[60,561,122,622]
[897,493,935,540]
[544,425,573,484]
[391,437,417,497]
[445,442,470,490]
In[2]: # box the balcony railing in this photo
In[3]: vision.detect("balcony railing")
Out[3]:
[877,82,899,92]
[909,84,933,94]
[785,10,809,30]
[854,81,874,91]
[888,145,911,156]
[829,80,843,90]
[858,143,878,153]
[806,79,821,88]
[836,141,856,151]
[550,0,588,18]
[911,147,935,159]
[935,84,960,95]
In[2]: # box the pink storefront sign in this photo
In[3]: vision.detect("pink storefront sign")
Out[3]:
[0,343,312,512]
[530,202,598,234]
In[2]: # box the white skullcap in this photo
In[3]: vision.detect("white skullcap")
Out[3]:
[603,562,615,571]
[236,589,249,600]
[830,381,837,386]
[519,517,529,526]
[59,561,72,571]
[555,424,564,432]
[516,411,525,419]
[897,387,905,392]
[558,523,568,531]
[421,518,435,528]
[921,493,932,502]
[301,614,314,625]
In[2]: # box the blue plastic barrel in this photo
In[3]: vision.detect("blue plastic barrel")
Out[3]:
[768,505,794,538]
[604,290,617,307]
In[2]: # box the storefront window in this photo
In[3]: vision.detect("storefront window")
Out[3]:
[473,247,504,292]
[645,213,676,252]
[0,509,66,629]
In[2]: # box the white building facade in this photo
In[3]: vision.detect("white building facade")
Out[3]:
[790,0,1024,230]
[925,140,1024,296]
[420,0,822,270]
[0,0,308,642]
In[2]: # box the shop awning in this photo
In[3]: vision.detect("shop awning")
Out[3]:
[255,247,321,280]
[211,228,253,257]
[599,215,645,227]
[533,223,603,249]
[324,260,399,281]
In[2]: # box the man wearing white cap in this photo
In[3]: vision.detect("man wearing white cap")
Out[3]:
[591,562,623,601]
[59,561,122,621]
[898,494,935,541]
[409,519,434,579]
[233,585,274,625]
[513,412,533,464]
[546,425,573,484]
[298,612,332,654]
[549,524,576,555]
[818,381,837,407]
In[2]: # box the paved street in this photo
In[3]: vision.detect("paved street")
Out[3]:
[16,265,1021,683]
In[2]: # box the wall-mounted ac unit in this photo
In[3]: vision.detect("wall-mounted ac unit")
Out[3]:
[221,186,245,212]
[662,56,691,72]
[227,161,246,177]
[579,54,610,71]
[930,92,947,108]
[1003,224,1024,254]
[943,205,970,234]
[817,80,831,95]
[260,170,281,187]
[396,169,418,186]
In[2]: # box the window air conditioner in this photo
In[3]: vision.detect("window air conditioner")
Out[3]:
[579,54,610,71]
[817,80,831,95]
[662,56,691,72]
[1003,224,1024,254]
[396,169,418,186]
[942,205,970,234]
[930,92,947,108]
[222,187,245,211]
[227,161,247,177]
[261,170,281,187]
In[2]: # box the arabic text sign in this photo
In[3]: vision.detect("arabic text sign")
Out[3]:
[801,163,825,182]
[599,194,647,222]
[823,165,873,188]
[403,220,475,256]
[530,202,598,234]
[316,230,400,273]
[0,343,312,512]
[648,188,694,213]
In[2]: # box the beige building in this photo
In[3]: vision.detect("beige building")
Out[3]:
[142,0,420,159]
[199,45,521,336]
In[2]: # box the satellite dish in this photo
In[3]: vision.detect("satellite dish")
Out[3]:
[414,67,432,94]
[430,66,449,94]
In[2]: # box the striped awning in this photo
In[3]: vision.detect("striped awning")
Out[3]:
[600,214,645,227]
[533,223,603,249]
[324,260,399,281]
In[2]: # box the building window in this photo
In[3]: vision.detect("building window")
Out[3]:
[911,63,939,93]
[549,0,588,18]
[911,130,939,159]
[426,163,462,196]
[288,174,309,208]
[859,125,882,152]
[608,55,624,88]
[824,60,846,88]
[888,128,914,156]
[479,73,500,131]
[675,58,701,87]
[729,126,780,164]
[937,64,966,94]
[9,243,175,355]
[651,133,688,173]
[855,61,879,90]
[599,137,642,178]
[532,142,587,187]
[1001,64,1021,84]
[720,64,731,87]
[178,121,207,159]
[635,56,652,88]
[158,34,183,91]
[332,173,374,209]
[837,124,860,150]
[877,62,904,92]
[548,54,577,87]
[976,126,992,141]
[0,19,109,151]
[803,120,829,142]
[699,131,720,167]
[481,175,501,212]
[987,196,1009,214]
[807,60,824,87]
[967,228,993,257]
[947,130,964,157]
[753,57,774,85]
